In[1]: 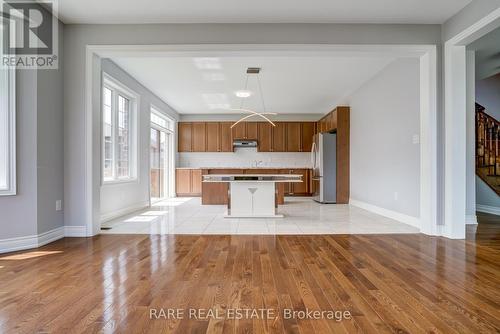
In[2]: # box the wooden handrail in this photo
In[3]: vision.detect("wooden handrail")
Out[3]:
[476,103,500,187]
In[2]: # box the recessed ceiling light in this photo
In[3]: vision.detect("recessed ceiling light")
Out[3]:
[235,90,252,98]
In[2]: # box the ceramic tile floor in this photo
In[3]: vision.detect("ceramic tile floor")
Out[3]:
[101,197,420,235]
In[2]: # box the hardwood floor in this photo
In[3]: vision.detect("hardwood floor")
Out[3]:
[1,225,499,333]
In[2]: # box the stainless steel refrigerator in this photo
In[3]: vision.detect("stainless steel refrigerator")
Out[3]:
[311,132,337,203]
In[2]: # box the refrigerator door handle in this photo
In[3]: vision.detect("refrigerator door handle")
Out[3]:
[311,142,316,169]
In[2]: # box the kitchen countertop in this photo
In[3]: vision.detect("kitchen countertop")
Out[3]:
[176,167,312,169]
[203,174,303,183]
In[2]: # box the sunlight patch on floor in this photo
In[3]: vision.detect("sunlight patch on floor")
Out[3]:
[0,251,62,260]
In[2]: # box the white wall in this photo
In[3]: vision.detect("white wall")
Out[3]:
[476,73,500,119]
[100,59,179,221]
[179,150,311,168]
[346,58,421,218]
[0,19,65,249]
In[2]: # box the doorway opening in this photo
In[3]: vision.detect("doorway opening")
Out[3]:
[150,107,174,203]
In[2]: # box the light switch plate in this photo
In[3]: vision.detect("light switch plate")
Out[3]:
[56,200,62,211]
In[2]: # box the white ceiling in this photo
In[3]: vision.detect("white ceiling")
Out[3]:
[58,0,471,24]
[111,55,397,115]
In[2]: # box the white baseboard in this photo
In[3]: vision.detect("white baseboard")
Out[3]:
[465,214,478,225]
[0,226,65,254]
[349,199,420,228]
[100,201,150,223]
[476,204,500,216]
[64,225,87,237]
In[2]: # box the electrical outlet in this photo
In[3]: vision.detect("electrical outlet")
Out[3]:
[56,200,62,211]
[412,134,420,144]
[394,192,399,201]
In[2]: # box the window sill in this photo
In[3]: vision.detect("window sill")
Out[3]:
[102,178,138,186]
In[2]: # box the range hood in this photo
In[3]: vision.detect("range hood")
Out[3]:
[233,139,258,148]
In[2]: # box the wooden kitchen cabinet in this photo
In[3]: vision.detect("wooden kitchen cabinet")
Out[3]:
[232,122,246,140]
[301,122,315,152]
[291,169,309,194]
[232,122,258,140]
[179,121,317,153]
[176,169,192,195]
[246,122,258,139]
[280,168,311,196]
[190,169,202,195]
[192,122,206,152]
[178,123,192,152]
[176,169,202,196]
[286,122,301,152]
[258,122,273,152]
[206,122,219,152]
[273,122,286,152]
[219,122,233,152]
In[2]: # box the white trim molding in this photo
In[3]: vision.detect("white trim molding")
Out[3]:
[476,205,500,216]
[350,199,421,229]
[465,215,478,225]
[0,227,64,254]
[64,226,88,237]
[0,67,16,196]
[100,200,150,223]
[443,8,500,239]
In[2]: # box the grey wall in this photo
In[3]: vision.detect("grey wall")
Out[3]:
[36,21,65,234]
[442,0,500,41]
[63,23,442,229]
[347,58,421,218]
[100,59,179,220]
[0,21,65,239]
[0,70,38,239]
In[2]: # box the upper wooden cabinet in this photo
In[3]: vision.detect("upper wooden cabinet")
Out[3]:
[273,122,286,152]
[246,122,258,140]
[232,122,258,140]
[179,121,317,153]
[285,122,301,152]
[206,122,219,152]
[301,122,315,152]
[192,122,206,152]
[232,122,246,140]
[258,122,273,152]
[219,122,233,152]
[178,123,192,152]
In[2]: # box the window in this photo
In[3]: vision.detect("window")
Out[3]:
[102,74,138,183]
[0,67,16,196]
[151,106,174,131]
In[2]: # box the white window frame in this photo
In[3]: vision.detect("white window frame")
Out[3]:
[101,73,139,185]
[0,68,16,196]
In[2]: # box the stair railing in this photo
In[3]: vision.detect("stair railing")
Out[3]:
[476,103,500,177]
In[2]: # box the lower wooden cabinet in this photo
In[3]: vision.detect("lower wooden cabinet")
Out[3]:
[281,169,310,195]
[176,169,202,196]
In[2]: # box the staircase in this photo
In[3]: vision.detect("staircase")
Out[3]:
[476,103,500,196]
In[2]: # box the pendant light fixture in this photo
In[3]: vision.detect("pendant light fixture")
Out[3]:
[230,67,277,128]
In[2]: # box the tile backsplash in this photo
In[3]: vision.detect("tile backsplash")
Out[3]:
[178,148,312,168]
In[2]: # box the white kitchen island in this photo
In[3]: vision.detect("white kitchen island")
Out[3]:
[202,174,302,218]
